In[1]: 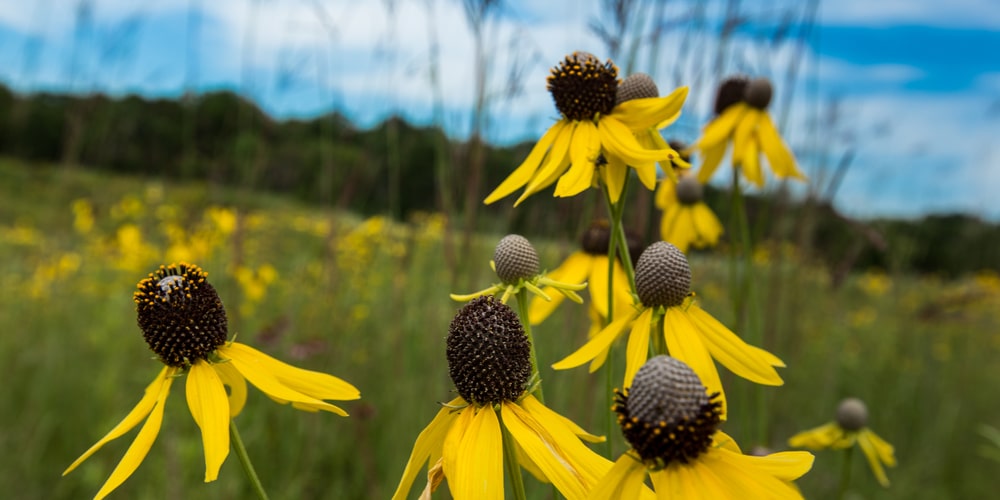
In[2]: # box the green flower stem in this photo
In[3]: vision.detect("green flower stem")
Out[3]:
[515,289,544,404]
[500,415,528,500]
[230,420,269,500]
[838,445,854,500]
[650,312,667,356]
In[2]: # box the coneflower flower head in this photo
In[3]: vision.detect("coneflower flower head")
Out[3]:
[714,76,749,115]
[635,241,692,308]
[493,234,540,284]
[134,263,227,366]
[835,397,868,431]
[616,73,659,105]
[744,77,774,110]
[446,296,532,405]
[674,175,704,206]
[547,52,619,121]
[614,355,723,469]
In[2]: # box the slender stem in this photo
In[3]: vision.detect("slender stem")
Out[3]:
[515,289,544,403]
[230,420,269,500]
[500,413,527,500]
[837,446,854,500]
[650,312,666,356]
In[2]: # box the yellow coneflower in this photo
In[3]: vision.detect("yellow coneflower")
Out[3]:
[656,171,724,253]
[553,242,784,416]
[393,296,611,500]
[691,77,805,187]
[484,52,687,206]
[788,398,896,487]
[63,263,360,499]
[591,356,814,499]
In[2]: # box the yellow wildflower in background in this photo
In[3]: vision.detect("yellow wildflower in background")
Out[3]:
[691,77,805,187]
[393,297,611,500]
[484,52,687,206]
[63,263,360,499]
[788,398,896,487]
[656,172,723,253]
[591,356,814,499]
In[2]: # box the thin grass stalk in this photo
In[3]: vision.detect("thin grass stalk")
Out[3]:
[837,445,854,500]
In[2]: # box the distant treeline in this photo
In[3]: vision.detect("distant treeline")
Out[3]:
[0,83,997,278]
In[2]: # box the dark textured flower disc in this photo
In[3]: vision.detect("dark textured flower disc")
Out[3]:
[836,397,869,431]
[614,355,722,468]
[675,175,704,205]
[493,234,540,284]
[616,73,658,105]
[714,76,749,115]
[635,242,692,308]
[580,220,644,268]
[744,77,773,110]
[547,52,619,121]
[446,296,531,406]
[133,263,228,367]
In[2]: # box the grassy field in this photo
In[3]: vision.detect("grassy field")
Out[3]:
[1,158,998,499]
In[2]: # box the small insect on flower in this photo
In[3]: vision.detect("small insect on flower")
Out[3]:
[63,262,360,499]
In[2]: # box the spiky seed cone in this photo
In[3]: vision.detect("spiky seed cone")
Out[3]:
[616,73,659,105]
[836,398,869,431]
[635,242,691,308]
[744,77,773,110]
[446,296,532,406]
[134,263,228,367]
[675,176,704,205]
[493,234,540,284]
[714,76,749,115]
[614,356,722,465]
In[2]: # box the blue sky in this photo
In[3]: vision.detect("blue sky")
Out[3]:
[0,0,998,220]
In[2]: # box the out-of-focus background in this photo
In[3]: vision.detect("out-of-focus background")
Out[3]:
[0,0,998,498]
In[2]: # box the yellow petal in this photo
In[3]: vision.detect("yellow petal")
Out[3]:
[516,121,576,205]
[553,310,638,371]
[587,453,647,500]
[599,116,675,165]
[529,252,591,325]
[695,104,747,150]
[684,305,784,386]
[502,402,586,500]
[555,121,599,198]
[64,366,174,476]
[519,396,612,486]
[655,179,675,210]
[757,114,804,180]
[186,360,231,482]
[707,447,807,499]
[696,142,727,184]
[213,359,248,418]
[731,108,760,166]
[741,132,764,187]
[484,120,565,204]
[858,430,891,487]
[632,159,658,191]
[624,308,654,387]
[610,86,689,131]
[691,204,724,248]
[93,369,175,500]
[602,154,628,203]
[662,205,694,253]
[787,422,845,449]
[445,407,503,500]
[222,343,349,415]
[222,342,360,401]
[392,398,461,500]
[740,450,815,482]
[662,307,727,417]
[864,428,896,467]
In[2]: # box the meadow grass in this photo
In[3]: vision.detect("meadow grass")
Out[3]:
[1,158,998,498]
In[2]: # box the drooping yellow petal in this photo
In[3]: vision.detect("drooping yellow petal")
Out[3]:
[446,407,503,500]
[553,310,638,371]
[392,398,462,500]
[529,252,592,325]
[484,120,565,204]
[64,366,175,476]
[757,114,804,180]
[632,159,659,191]
[707,447,807,499]
[696,142,727,184]
[186,359,231,482]
[741,133,764,187]
[739,450,816,482]
[93,369,175,500]
[864,428,896,467]
[221,342,360,401]
[601,153,629,203]
[502,402,587,500]
[695,104,748,150]
[654,178,676,209]
[660,204,687,252]
[691,204,724,248]
[662,307,727,417]
[222,343,349,416]
[213,361,248,418]
[787,422,846,449]
[651,461,728,500]
[624,308,654,387]
[858,430,892,487]
[587,453,648,500]
[610,86,689,131]
[731,108,760,166]
[599,116,675,165]
[517,121,577,205]
[555,121,599,198]
[684,305,784,386]
[519,396,612,485]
